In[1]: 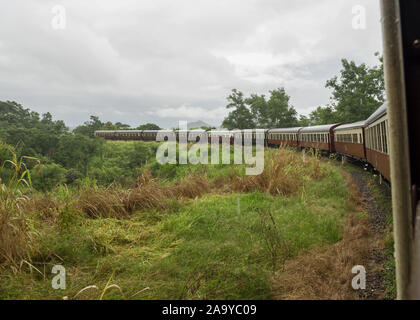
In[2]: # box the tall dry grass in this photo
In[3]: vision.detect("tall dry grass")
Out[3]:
[231,148,327,196]
[0,190,33,269]
[77,167,213,218]
[75,148,328,219]
[0,142,37,270]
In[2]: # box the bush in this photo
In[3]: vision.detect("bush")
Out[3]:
[31,163,67,191]
[65,168,84,185]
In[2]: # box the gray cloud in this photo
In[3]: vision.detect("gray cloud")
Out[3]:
[0,0,383,128]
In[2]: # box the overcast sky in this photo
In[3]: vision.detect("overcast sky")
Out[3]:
[0,0,383,129]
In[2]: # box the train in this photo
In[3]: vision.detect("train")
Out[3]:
[94,103,390,181]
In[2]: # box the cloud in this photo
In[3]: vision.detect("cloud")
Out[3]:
[0,0,383,128]
[150,105,228,122]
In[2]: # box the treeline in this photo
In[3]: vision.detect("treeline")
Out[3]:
[0,101,161,191]
[222,54,385,129]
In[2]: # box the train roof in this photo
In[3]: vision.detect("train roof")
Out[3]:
[299,124,340,133]
[95,130,142,133]
[269,127,302,133]
[334,120,366,131]
[208,130,233,135]
[365,103,387,126]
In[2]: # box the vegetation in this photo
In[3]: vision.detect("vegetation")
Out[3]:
[0,101,164,191]
[0,53,389,299]
[222,88,298,130]
[0,146,357,299]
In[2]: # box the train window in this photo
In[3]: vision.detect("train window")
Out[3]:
[382,122,388,154]
[378,124,383,153]
[373,126,376,150]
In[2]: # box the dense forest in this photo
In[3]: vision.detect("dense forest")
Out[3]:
[0,101,165,191]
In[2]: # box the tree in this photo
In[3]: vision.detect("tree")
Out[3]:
[73,115,104,136]
[308,106,338,125]
[298,115,310,127]
[54,134,101,173]
[136,123,161,130]
[221,89,255,129]
[325,54,384,123]
[242,88,298,128]
[246,94,269,128]
[266,88,298,128]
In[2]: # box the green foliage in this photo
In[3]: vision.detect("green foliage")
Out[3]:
[136,123,161,130]
[73,115,161,136]
[54,134,101,173]
[298,115,310,127]
[73,116,105,137]
[31,163,67,192]
[0,140,37,189]
[308,105,338,126]
[65,168,84,185]
[222,89,255,129]
[324,53,385,124]
[88,141,158,186]
[222,88,299,129]
[0,154,351,299]
[0,101,67,157]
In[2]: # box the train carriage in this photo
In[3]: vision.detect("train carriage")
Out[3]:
[142,130,159,141]
[188,129,207,143]
[299,124,340,152]
[242,129,268,145]
[267,127,301,147]
[364,104,390,181]
[333,121,366,160]
[208,130,234,144]
[175,130,189,142]
[94,130,143,140]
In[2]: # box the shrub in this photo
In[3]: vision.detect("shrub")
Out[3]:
[65,168,84,185]
[31,163,67,191]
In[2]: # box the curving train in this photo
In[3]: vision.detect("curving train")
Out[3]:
[95,103,390,181]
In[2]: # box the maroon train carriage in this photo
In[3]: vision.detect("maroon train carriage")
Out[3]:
[242,129,268,145]
[175,130,188,142]
[142,130,159,141]
[188,129,207,143]
[364,104,390,181]
[267,127,302,147]
[94,130,143,140]
[298,124,340,152]
[208,130,234,144]
[333,121,366,160]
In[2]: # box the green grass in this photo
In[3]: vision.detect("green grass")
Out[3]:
[0,154,351,300]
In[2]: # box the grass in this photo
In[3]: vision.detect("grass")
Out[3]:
[0,146,356,300]
[340,159,395,299]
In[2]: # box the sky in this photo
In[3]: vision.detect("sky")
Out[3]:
[0,0,383,129]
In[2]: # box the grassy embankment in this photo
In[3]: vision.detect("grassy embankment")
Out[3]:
[1,141,359,299]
